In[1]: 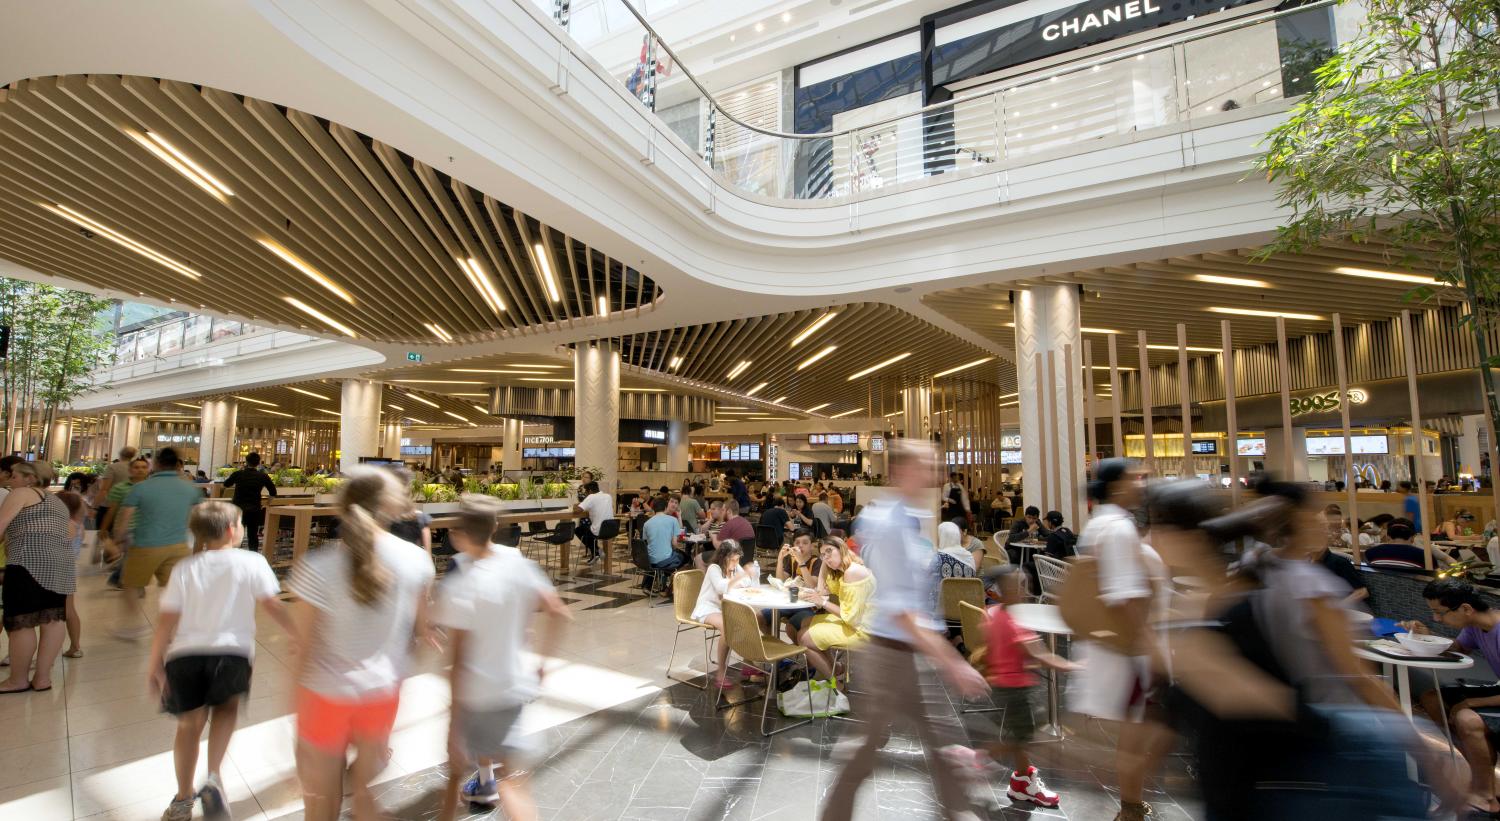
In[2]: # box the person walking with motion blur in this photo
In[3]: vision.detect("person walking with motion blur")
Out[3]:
[435,495,570,821]
[979,565,1080,808]
[0,460,76,693]
[288,468,435,821]
[112,449,203,640]
[221,452,276,553]
[821,439,990,821]
[150,501,295,821]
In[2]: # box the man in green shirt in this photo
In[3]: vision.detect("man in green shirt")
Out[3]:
[678,485,704,535]
[113,448,202,639]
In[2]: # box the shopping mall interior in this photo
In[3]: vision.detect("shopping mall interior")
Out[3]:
[2,0,1499,818]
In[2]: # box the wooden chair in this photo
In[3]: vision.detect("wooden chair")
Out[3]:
[940,576,985,623]
[666,570,716,689]
[1033,554,1071,604]
[979,553,1006,573]
[719,601,816,736]
[957,600,1002,714]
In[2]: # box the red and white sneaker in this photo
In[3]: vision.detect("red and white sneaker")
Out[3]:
[1007,766,1061,808]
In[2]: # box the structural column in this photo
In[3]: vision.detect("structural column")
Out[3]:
[500,418,524,474]
[108,413,142,457]
[45,417,73,462]
[339,379,383,472]
[381,420,402,459]
[198,399,239,469]
[901,386,932,441]
[575,341,620,492]
[666,419,690,471]
[1014,284,1087,527]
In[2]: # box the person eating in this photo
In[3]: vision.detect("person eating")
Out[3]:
[1364,519,1458,571]
[796,538,874,685]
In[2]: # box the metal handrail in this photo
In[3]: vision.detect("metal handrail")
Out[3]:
[600,0,1340,142]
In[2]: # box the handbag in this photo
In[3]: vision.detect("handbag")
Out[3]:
[777,676,850,717]
[1056,556,1154,655]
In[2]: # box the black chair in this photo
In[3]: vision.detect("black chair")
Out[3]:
[811,517,829,540]
[630,537,671,604]
[536,520,575,573]
[754,524,782,556]
[594,517,623,565]
[493,523,522,547]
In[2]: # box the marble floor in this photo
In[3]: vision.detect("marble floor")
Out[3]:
[0,544,1204,820]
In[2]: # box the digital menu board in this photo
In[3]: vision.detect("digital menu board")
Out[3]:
[1305,434,1389,455]
[1236,438,1267,457]
[1001,450,1022,464]
[808,433,859,445]
[789,462,802,480]
[1190,440,1218,455]
[719,443,762,461]
[522,447,576,458]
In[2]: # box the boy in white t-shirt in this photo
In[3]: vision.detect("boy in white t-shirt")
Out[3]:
[149,500,295,821]
[437,495,570,821]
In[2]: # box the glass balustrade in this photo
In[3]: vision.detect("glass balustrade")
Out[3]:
[113,314,263,363]
[547,0,1352,202]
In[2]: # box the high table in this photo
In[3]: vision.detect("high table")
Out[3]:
[266,505,578,567]
[1009,602,1072,741]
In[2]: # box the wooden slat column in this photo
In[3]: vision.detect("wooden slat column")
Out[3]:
[1332,313,1359,562]
[1177,323,1192,480]
[1222,320,1241,507]
[1400,310,1433,570]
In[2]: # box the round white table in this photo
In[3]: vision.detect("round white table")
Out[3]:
[1009,603,1072,740]
[724,587,818,612]
[1353,644,1472,718]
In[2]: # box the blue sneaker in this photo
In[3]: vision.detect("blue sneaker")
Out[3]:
[462,773,499,805]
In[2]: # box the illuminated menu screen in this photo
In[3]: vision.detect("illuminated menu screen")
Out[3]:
[1190,440,1218,454]
[1001,450,1022,464]
[718,443,763,461]
[1306,435,1389,455]
[1236,438,1267,457]
[808,433,858,445]
[523,447,576,458]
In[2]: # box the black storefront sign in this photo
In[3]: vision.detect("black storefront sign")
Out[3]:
[929,0,1253,89]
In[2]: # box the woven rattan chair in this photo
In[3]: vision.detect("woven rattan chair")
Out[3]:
[666,569,716,688]
[719,601,816,735]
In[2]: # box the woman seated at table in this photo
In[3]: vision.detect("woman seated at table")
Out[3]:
[797,539,874,683]
[690,540,754,689]
[790,496,815,532]
[935,521,977,578]
[1433,509,1477,542]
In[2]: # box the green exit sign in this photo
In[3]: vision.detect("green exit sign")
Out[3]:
[406,352,423,362]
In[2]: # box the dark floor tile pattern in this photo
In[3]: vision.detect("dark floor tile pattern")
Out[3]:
[285,678,1202,820]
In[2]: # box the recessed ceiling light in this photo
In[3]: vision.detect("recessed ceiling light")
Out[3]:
[424,322,454,343]
[444,411,470,423]
[755,21,764,32]
[669,356,683,369]
[125,130,235,200]
[458,257,506,313]
[1002,322,1118,334]
[829,408,862,418]
[174,402,201,410]
[933,356,994,379]
[999,401,1019,408]
[404,417,429,424]
[597,295,609,316]
[781,11,791,22]
[884,410,903,417]
[806,402,831,413]
[404,393,440,408]
[998,392,1019,400]
[532,242,561,302]
[772,396,788,404]
[1091,365,1135,371]
[259,409,294,418]
[1145,344,1220,353]
[1193,273,1271,288]
[1206,306,1325,321]
[522,377,575,383]
[726,360,752,381]
[847,352,911,381]
[791,312,837,347]
[259,239,354,304]
[41,203,204,280]
[1334,266,1440,285]
[387,404,404,412]
[288,387,330,401]
[472,405,489,414]
[389,379,487,385]
[315,408,341,417]
[233,395,278,407]
[746,382,769,396]
[797,345,838,370]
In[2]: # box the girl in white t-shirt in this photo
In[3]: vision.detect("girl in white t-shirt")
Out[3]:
[691,540,753,689]
[288,468,436,821]
[149,501,293,821]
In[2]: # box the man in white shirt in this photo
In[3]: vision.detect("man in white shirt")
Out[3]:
[572,481,615,564]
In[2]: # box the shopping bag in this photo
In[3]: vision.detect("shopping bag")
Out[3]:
[777,676,850,717]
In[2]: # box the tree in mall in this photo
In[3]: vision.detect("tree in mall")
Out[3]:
[0,277,115,460]
[1258,0,1500,472]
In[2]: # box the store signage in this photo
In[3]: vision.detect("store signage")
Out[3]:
[642,428,666,442]
[523,434,555,444]
[1001,433,1021,449]
[1290,388,1369,417]
[156,434,201,443]
[1042,0,1161,42]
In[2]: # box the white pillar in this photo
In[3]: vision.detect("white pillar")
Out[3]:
[1015,284,1087,527]
[667,419,690,471]
[902,386,932,441]
[292,421,309,466]
[46,417,73,462]
[575,341,620,493]
[501,418,524,473]
[1266,426,1310,481]
[382,421,403,459]
[199,399,240,469]
[109,413,142,457]
[340,379,383,472]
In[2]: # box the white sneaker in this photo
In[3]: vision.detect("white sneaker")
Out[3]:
[1007,766,1061,808]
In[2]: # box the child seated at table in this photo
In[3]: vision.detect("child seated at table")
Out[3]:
[978,566,1079,809]
[691,541,755,689]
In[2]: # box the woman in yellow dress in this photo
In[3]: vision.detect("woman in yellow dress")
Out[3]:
[798,538,875,681]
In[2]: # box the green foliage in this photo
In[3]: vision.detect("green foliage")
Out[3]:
[0,278,116,458]
[489,482,520,501]
[1258,0,1500,446]
[216,466,234,479]
[272,467,306,487]
[416,483,458,504]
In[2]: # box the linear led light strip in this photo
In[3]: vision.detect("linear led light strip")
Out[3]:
[258,239,354,304]
[745,382,769,397]
[288,387,329,400]
[933,356,993,379]
[403,392,440,408]
[233,395,278,407]
[125,130,234,200]
[390,379,485,385]
[847,352,911,381]
[1192,273,1269,288]
[829,408,864,418]
[284,296,357,338]
[532,243,561,302]
[424,323,453,343]
[1334,266,1439,285]
[1206,307,1324,321]
[1145,344,1220,353]
[805,402,832,414]
[726,360,752,381]
[669,356,684,369]
[41,203,203,280]
[444,411,470,423]
[791,312,837,347]
[1002,322,1119,334]
[458,257,506,313]
[797,345,837,370]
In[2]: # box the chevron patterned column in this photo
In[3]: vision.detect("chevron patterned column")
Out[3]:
[575,341,621,492]
[1014,285,1087,527]
[501,417,524,473]
[339,379,382,471]
[901,386,932,441]
[199,398,239,471]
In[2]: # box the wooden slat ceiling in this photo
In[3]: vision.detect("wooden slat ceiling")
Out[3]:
[606,303,1015,415]
[922,243,1462,368]
[117,381,499,431]
[0,75,661,344]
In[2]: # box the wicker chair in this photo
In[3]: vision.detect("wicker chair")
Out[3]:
[957,600,1002,714]
[1033,554,1071,604]
[940,576,985,623]
[666,570,716,689]
[719,601,816,736]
